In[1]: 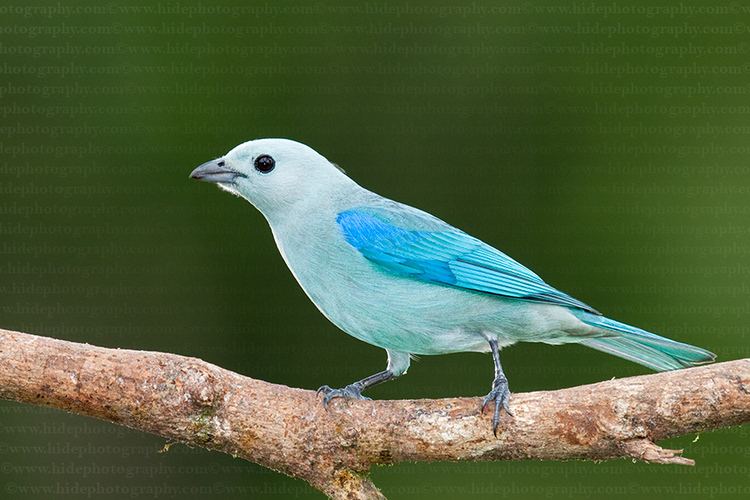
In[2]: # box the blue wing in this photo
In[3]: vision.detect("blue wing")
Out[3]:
[337,206,599,314]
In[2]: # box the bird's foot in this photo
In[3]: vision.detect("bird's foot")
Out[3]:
[317,383,371,408]
[481,376,513,436]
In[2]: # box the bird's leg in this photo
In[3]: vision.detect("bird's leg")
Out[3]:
[481,338,513,436]
[317,370,391,406]
[317,350,409,407]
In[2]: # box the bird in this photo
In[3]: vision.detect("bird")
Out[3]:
[190,138,715,434]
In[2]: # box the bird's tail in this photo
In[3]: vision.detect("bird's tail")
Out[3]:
[572,310,716,371]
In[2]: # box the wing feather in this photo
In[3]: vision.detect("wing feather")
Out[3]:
[337,207,598,314]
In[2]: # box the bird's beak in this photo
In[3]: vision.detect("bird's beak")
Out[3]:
[190,158,246,184]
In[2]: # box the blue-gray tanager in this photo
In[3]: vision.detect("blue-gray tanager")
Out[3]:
[191,138,715,434]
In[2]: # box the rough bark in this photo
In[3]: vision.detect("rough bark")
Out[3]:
[0,327,747,499]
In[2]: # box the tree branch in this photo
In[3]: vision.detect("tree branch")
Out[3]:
[0,328,747,499]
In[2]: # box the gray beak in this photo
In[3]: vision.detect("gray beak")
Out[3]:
[190,158,246,183]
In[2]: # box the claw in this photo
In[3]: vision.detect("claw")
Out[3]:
[317,383,371,408]
[481,377,513,436]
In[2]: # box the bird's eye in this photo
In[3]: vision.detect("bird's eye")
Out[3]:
[254,154,275,173]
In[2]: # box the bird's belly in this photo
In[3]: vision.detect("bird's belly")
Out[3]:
[277,234,581,355]
[297,263,534,354]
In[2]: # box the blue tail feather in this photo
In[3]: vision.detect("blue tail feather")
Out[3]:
[572,310,716,372]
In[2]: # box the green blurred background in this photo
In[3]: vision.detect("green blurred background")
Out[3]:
[1,0,749,498]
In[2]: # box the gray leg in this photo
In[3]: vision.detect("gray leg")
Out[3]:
[318,350,410,407]
[482,338,513,436]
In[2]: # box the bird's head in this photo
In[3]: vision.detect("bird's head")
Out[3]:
[190,138,353,221]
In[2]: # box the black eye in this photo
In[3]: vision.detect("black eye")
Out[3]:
[254,154,275,173]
